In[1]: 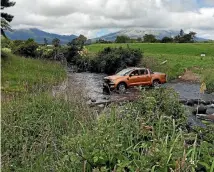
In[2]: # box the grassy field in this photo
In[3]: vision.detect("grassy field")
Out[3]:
[87,43,214,92]
[1,51,66,93]
[87,43,214,56]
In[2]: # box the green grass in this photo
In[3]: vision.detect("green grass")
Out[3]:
[1,92,94,171]
[1,51,66,93]
[87,43,214,57]
[143,53,214,78]
[87,43,214,92]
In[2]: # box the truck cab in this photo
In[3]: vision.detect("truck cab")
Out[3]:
[103,67,167,92]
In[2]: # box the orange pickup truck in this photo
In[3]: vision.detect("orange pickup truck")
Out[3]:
[103,67,167,92]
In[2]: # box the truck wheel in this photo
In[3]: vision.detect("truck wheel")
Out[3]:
[117,83,126,93]
[152,80,160,88]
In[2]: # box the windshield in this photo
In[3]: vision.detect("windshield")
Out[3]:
[116,68,133,76]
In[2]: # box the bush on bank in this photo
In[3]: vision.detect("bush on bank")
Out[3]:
[71,46,143,74]
[12,39,39,58]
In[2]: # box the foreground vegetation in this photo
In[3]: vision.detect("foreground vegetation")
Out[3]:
[87,43,214,92]
[2,51,214,171]
[2,88,214,171]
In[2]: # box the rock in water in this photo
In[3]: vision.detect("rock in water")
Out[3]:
[103,96,110,100]
[197,114,214,121]
[186,99,195,106]
[206,108,214,115]
[192,105,207,115]
[207,104,214,108]
[98,104,104,108]
[91,98,96,103]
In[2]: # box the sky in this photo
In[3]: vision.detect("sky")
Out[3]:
[3,0,214,39]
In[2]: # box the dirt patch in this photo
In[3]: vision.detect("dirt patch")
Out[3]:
[180,70,200,82]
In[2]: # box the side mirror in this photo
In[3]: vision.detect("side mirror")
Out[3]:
[129,74,134,77]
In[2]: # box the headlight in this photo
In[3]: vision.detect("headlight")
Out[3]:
[109,80,115,84]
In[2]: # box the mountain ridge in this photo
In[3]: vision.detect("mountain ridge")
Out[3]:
[5,28,209,44]
[5,28,78,44]
[92,28,208,42]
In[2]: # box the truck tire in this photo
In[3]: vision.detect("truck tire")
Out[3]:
[152,80,160,88]
[117,82,126,93]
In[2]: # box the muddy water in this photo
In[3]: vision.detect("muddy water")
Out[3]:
[66,72,214,102]
[69,72,143,104]
[165,81,214,101]
[53,72,214,127]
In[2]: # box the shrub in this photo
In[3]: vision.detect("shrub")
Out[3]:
[1,36,12,48]
[94,47,142,74]
[12,39,39,57]
[71,46,143,74]
[65,45,81,63]
[36,46,55,59]
[115,35,131,43]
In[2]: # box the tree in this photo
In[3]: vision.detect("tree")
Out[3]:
[66,35,87,62]
[52,38,60,47]
[189,31,196,42]
[96,39,112,44]
[1,0,16,38]
[77,34,87,45]
[69,35,87,46]
[179,29,184,37]
[174,35,180,43]
[52,38,60,60]
[44,38,48,46]
[143,34,157,43]
[115,35,130,43]
[137,37,142,42]
[174,31,197,43]
[161,36,174,43]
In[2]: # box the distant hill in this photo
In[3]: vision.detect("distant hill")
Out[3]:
[5,28,78,44]
[92,28,209,42]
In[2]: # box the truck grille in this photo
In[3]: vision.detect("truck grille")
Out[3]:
[104,78,111,84]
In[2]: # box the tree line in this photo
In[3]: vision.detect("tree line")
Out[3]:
[114,29,197,43]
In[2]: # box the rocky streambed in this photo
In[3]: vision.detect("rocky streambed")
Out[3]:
[53,72,214,125]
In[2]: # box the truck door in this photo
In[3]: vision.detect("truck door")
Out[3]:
[128,70,140,86]
[138,69,152,85]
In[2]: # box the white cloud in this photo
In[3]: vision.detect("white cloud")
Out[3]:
[204,0,214,6]
[2,0,214,39]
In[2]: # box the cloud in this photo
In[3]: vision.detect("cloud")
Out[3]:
[3,0,214,39]
[161,0,199,12]
[204,0,214,6]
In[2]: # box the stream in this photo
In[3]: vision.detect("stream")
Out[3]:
[53,72,214,127]
[67,72,214,101]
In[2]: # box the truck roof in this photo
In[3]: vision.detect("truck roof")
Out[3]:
[126,67,146,70]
